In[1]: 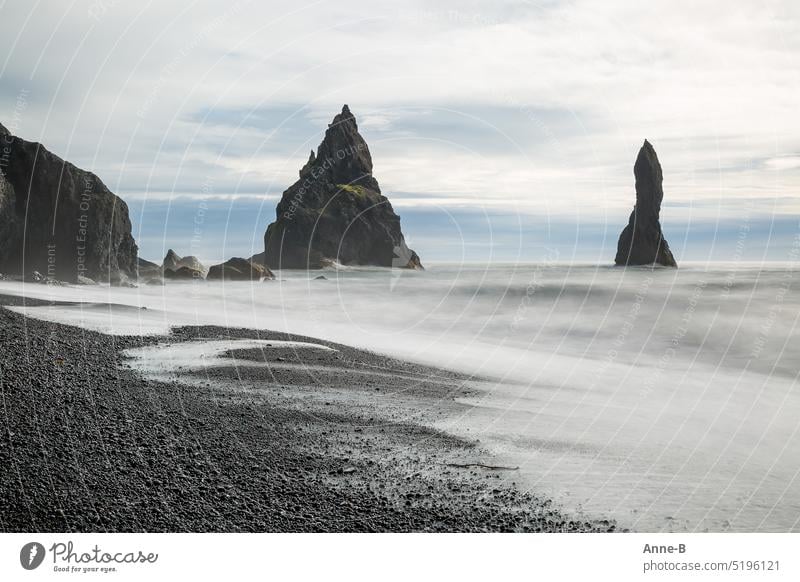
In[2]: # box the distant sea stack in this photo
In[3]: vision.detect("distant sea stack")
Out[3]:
[0,122,138,282]
[263,105,422,270]
[161,249,206,277]
[615,140,677,267]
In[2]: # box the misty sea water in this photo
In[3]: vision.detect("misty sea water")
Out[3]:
[3,261,799,531]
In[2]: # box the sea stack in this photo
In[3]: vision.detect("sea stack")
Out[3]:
[615,140,677,267]
[161,249,206,277]
[0,122,138,282]
[263,105,422,270]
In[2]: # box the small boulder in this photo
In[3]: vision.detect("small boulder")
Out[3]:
[207,257,275,281]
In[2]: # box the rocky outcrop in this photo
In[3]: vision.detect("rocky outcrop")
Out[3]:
[162,249,181,271]
[163,266,203,280]
[136,257,160,280]
[161,249,206,276]
[0,123,138,282]
[177,255,205,274]
[207,257,275,281]
[615,140,677,267]
[249,250,265,265]
[263,105,422,270]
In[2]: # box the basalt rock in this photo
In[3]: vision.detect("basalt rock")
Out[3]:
[615,140,677,267]
[163,266,204,280]
[161,249,206,276]
[162,249,181,271]
[136,257,160,278]
[0,166,18,269]
[207,257,275,281]
[177,255,205,274]
[263,105,423,270]
[0,123,138,281]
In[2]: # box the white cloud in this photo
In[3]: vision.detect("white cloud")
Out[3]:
[764,156,800,171]
[1,0,799,227]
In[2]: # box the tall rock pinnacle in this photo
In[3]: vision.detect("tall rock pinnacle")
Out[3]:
[614,140,677,267]
[263,105,422,270]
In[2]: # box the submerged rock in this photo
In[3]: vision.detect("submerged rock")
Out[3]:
[263,105,423,270]
[615,140,677,267]
[0,122,138,282]
[207,257,275,281]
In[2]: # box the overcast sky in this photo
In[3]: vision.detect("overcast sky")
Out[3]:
[1,0,799,263]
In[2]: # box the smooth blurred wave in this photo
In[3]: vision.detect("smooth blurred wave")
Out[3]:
[3,261,799,531]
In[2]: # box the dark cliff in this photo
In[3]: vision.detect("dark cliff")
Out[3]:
[0,123,138,282]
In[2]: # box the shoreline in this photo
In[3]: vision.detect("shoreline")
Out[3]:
[0,293,613,532]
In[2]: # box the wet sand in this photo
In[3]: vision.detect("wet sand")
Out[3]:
[0,294,612,532]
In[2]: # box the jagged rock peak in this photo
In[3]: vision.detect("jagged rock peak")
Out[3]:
[263,106,422,270]
[329,104,355,127]
[615,140,677,267]
[313,104,374,184]
[0,122,8,136]
[162,249,181,270]
[299,150,316,178]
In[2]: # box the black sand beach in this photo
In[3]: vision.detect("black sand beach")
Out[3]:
[0,294,612,532]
